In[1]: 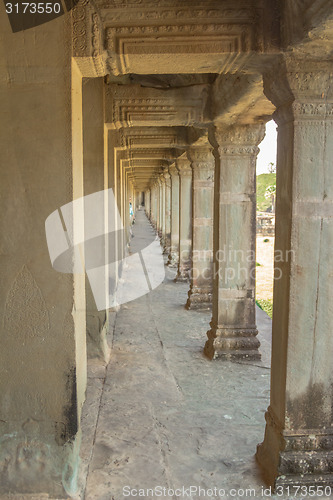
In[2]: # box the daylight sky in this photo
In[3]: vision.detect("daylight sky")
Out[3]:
[256,120,277,175]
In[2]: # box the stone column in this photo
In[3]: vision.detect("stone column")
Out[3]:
[145,189,151,217]
[163,169,171,255]
[204,123,264,360]
[186,144,215,310]
[167,163,180,267]
[82,77,110,363]
[256,58,333,489]
[175,154,192,282]
[159,174,166,245]
[149,184,155,225]
[157,178,162,237]
[152,181,159,231]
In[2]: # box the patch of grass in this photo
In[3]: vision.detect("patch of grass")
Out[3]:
[256,262,261,266]
[256,298,273,318]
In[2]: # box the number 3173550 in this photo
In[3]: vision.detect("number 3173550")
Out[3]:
[5,3,62,14]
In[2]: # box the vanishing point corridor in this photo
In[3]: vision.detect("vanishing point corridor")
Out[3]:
[80,210,273,500]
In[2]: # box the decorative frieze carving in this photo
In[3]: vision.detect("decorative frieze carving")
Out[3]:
[72,0,90,56]
[100,6,256,23]
[72,0,107,77]
[104,22,255,75]
[265,57,333,104]
[216,123,266,145]
[106,85,207,128]
[122,128,184,149]
[264,57,333,125]
[99,1,279,76]
[292,101,333,117]
[187,146,214,167]
[215,124,265,156]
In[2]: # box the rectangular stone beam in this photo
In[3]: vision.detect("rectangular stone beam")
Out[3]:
[100,1,280,75]
[105,84,209,128]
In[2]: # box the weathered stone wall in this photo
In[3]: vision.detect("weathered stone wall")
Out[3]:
[0,8,86,497]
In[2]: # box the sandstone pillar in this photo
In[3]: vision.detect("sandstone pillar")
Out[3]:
[159,174,166,244]
[151,181,158,230]
[145,189,151,217]
[82,77,110,363]
[167,163,180,267]
[163,169,171,255]
[157,178,162,236]
[175,154,192,282]
[257,58,333,489]
[204,124,264,360]
[186,144,214,310]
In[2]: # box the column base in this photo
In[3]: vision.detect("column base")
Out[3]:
[167,252,179,268]
[256,406,333,489]
[163,245,170,256]
[204,325,260,360]
[174,268,190,282]
[185,286,212,310]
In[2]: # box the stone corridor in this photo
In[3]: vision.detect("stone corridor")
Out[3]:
[79,210,274,500]
[2,0,333,495]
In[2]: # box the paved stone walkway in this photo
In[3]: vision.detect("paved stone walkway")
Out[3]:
[77,210,285,500]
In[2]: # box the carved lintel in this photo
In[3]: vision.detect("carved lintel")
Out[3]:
[105,85,207,128]
[103,12,269,76]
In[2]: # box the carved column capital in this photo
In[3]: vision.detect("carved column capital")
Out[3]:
[168,163,179,177]
[187,145,214,170]
[215,123,265,156]
[264,57,333,125]
[163,169,171,188]
[176,155,192,176]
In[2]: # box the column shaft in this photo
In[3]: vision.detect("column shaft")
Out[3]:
[159,174,166,244]
[186,145,215,309]
[204,124,264,360]
[83,77,110,363]
[163,170,171,255]
[167,164,180,267]
[175,155,192,282]
[257,58,333,489]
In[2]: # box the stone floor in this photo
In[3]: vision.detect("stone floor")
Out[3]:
[1,211,306,500]
[77,210,291,500]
